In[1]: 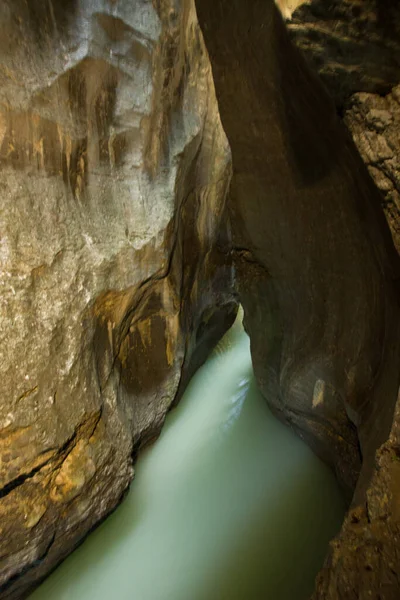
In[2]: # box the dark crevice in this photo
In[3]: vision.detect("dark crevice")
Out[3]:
[0,410,101,501]
[0,460,53,500]
[0,431,75,501]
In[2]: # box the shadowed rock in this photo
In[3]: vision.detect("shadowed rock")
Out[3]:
[195,0,400,597]
[287,0,400,258]
[288,0,400,106]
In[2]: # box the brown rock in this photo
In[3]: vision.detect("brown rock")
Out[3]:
[312,393,400,600]
[288,0,400,106]
[0,1,236,597]
[344,86,400,255]
[285,5,400,593]
[287,0,400,258]
[195,1,400,598]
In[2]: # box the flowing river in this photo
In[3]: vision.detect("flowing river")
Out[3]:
[31,311,345,600]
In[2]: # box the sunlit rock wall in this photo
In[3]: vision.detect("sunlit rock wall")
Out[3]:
[0,1,235,597]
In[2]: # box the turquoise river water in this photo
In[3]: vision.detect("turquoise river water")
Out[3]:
[31,311,345,600]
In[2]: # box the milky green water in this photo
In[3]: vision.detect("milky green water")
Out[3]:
[31,312,345,600]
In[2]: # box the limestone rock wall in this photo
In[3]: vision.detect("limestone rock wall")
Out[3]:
[0,1,235,597]
[195,1,400,599]
[284,1,400,597]
[195,0,400,491]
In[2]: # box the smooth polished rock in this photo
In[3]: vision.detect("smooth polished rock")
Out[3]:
[286,0,400,258]
[0,1,235,597]
[195,1,400,597]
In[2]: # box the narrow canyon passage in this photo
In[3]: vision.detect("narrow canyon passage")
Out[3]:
[30,311,345,600]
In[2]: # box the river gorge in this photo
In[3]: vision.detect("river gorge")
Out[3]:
[1,1,400,599]
[30,311,345,600]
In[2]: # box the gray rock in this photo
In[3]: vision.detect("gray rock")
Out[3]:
[0,1,236,597]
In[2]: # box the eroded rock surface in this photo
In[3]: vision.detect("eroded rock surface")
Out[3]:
[344,86,400,254]
[195,0,400,598]
[282,2,400,597]
[288,0,400,106]
[287,0,400,257]
[0,1,235,597]
[312,391,400,600]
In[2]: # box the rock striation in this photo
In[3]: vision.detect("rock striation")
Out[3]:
[0,1,235,597]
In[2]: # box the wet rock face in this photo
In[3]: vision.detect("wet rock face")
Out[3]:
[0,1,235,597]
